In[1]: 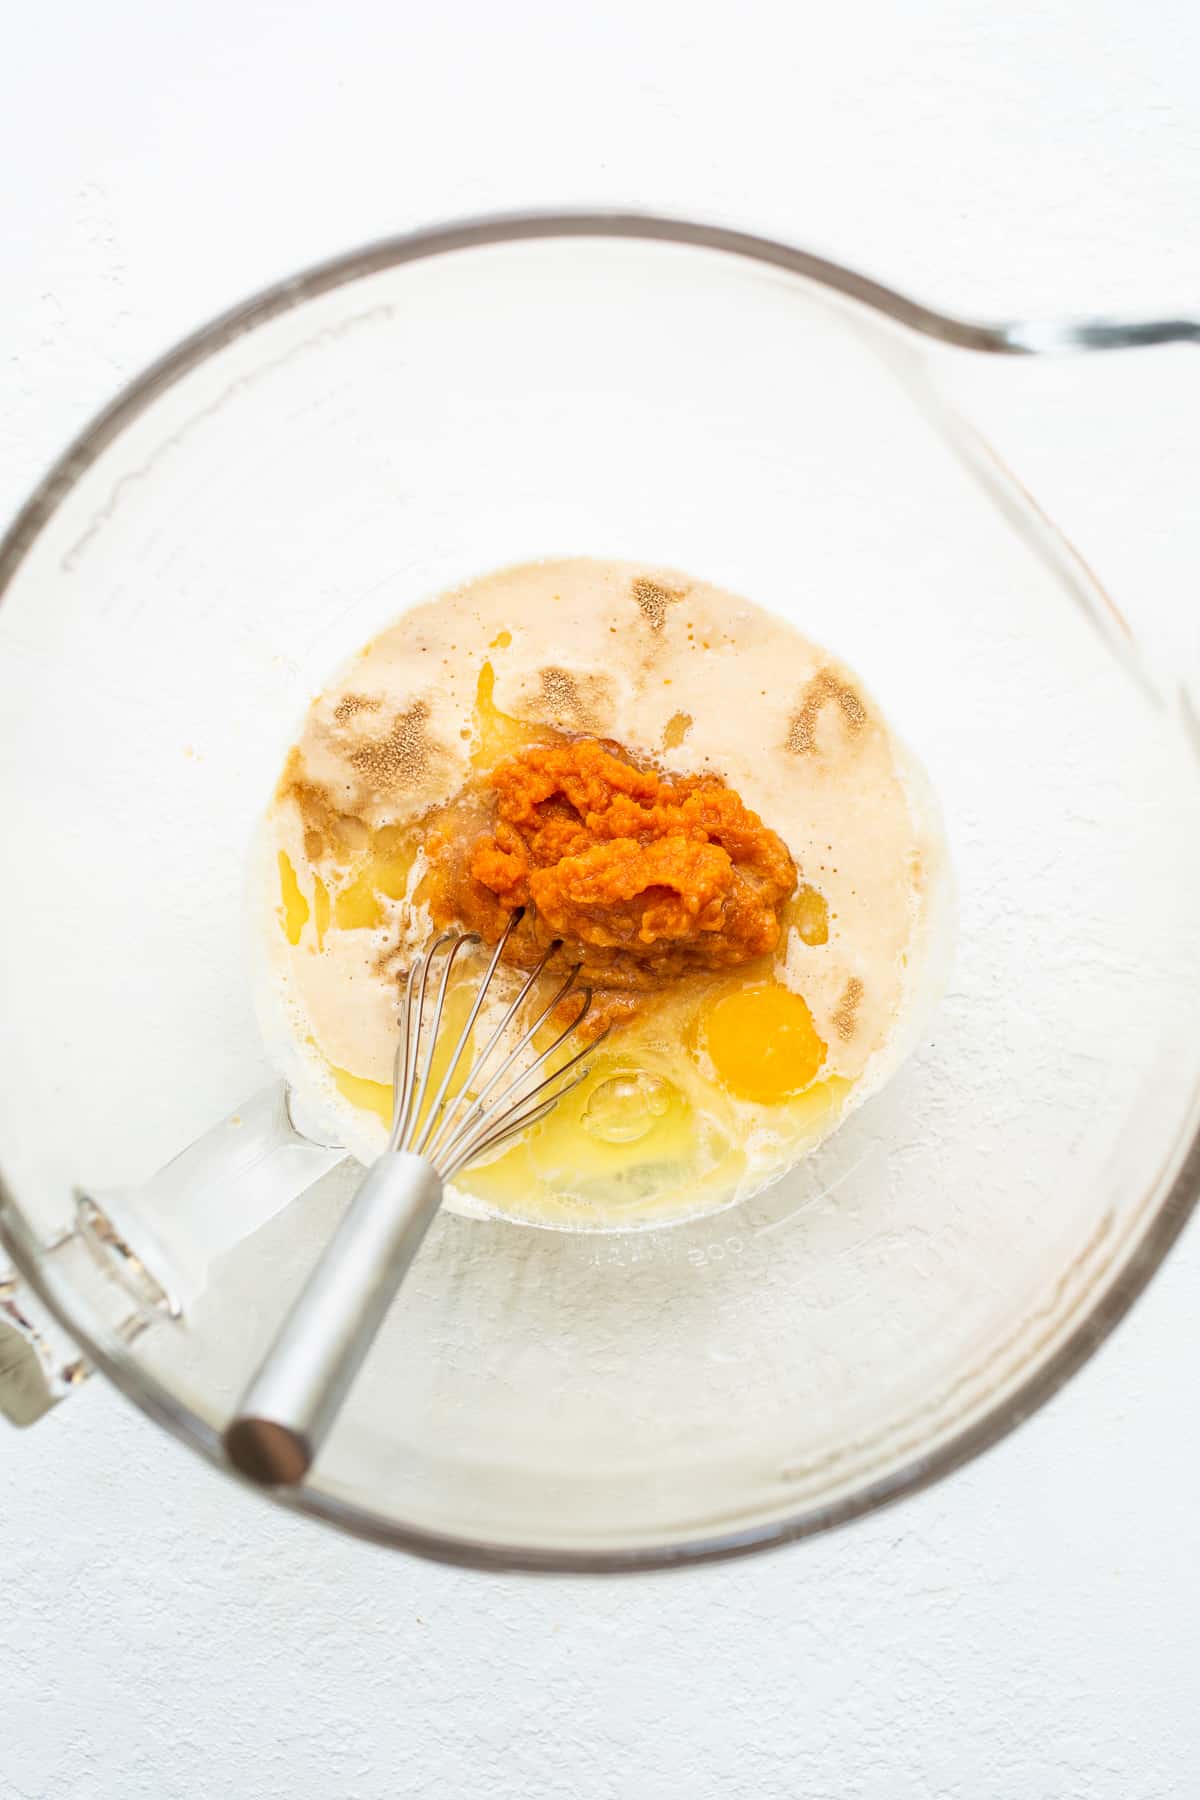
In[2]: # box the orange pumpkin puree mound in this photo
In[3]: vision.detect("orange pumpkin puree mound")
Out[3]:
[427,738,797,1029]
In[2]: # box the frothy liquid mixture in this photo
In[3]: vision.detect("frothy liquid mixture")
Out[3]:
[256,558,952,1228]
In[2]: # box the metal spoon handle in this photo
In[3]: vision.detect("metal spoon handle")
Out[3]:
[223,1151,442,1486]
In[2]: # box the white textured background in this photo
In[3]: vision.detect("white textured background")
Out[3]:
[3,3,1200,1795]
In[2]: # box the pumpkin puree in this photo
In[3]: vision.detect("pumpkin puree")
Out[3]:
[426,739,797,1029]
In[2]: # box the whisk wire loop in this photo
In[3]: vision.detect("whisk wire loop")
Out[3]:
[386,913,603,1181]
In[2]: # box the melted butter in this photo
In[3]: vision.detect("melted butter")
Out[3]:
[312,876,331,950]
[662,709,693,750]
[278,851,309,945]
[332,1065,393,1126]
[333,866,383,931]
[788,883,830,947]
[281,822,420,941]
[327,980,477,1141]
[330,826,420,931]
[471,660,545,769]
[372,824,418,898]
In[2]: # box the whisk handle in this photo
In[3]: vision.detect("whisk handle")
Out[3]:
[223,1151,442,1486]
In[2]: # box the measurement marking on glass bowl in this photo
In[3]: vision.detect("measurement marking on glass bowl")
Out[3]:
[753,1142,877,1239]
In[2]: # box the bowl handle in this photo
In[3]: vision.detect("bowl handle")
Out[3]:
[0,1258,90,1426]
[77,1083,348,1318]
[1,1083,347,1427]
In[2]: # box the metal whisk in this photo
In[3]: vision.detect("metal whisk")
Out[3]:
[224,911,602,1486]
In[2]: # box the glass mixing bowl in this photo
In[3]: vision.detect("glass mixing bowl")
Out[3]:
[2,215,1198,1570]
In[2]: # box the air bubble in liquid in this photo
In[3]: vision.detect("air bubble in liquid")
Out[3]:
[581,1071,674,1146]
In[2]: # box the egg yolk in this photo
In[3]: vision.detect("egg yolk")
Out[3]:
[700,980,827,1104]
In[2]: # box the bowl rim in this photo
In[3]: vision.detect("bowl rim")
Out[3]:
[2,207,1199,1573]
